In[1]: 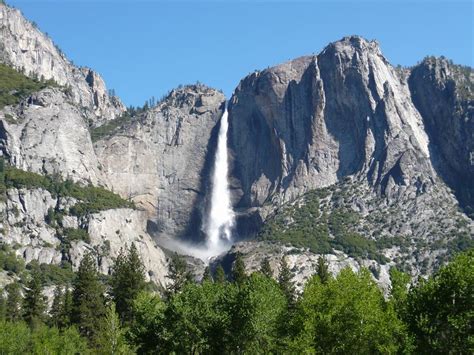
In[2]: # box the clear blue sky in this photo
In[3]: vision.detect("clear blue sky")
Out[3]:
[7,0,473,107]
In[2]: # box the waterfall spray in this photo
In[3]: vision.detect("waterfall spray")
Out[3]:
[205,106,234,252]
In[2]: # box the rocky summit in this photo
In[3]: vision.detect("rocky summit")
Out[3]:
[0,2,472,294]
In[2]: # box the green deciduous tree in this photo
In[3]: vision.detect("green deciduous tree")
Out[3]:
[231,272,287,352]
[288,267,412,353]
[404,249,474,353]
[163,281,237,353]
[128,291,167,354]
[96,303,132,354]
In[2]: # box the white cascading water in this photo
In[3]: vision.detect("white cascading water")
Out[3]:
[205,107,234,252]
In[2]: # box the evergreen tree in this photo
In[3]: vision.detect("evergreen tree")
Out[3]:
[232,253,246,285]
[316,256,330,284]
[5,282,22,322]
[49,285,63,328]
[166,252,189,297]
[96,303,132,354]
[278,256,295,305]
[72,252,106,345]
[60,288,73,329]
[215,264,226,284]
[202,266,212,283]
[23,270,46,327]
[260,257,273,278]
[0,291,5,321]
[110,243,146,323]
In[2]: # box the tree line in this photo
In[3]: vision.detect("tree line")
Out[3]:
[0,246,472,354]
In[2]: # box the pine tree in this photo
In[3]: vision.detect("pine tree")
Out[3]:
[110,243,146,323]
[166,253,189,297]
[278,256,295,305]
[316,256,330,284]
[232,253,246,285]
[60,287,73,329]
[49,285,63,328]
[5,282,22,322]
[23,270,46,327]
[0,291,5,321]
[72,252,106,344]
[202,266,212,283]
[215,264,226,284]
[260,257,273,278]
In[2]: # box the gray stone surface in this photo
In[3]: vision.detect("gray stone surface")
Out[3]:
[95,85,226,239]
[0,3,125,123]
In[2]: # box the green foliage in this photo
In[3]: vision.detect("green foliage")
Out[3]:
[259,190,332,254]
[1,160,134,217]
[0,243,25,274]
[214,264,226,284]
[71,252,106,345]
[96,303,132,354]
[27,260,75,286]
[404,249,474,353]
[0,321,89,354]
[162,281,238,353]
[260,256,273,278]
[316,255,330,284]
[166,252,191,297]
[22,270,47,327]
[89,111,134,142]
[5,282,22,322]
[0,63,56,109]
[278,256,295,305]
[231,273,287,352]
[128,291,167,354]
[110,243,146,323]
[288,268,412,353]
[231,252,247,284]
[62,227,91,243]
[259,188,388,263]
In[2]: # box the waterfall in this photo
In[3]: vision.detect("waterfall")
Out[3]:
[205,106,234,252]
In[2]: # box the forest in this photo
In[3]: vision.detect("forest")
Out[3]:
[0,244,472,354]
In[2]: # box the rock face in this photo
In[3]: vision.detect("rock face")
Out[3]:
[228,36,473,234]
[94,85,226,239]
[0,187,168,287]
[408,57,474,217]
[0,88,106,184]
[229,36,432,214]
[0,3,125,123]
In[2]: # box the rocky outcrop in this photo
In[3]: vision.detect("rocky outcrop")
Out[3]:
[0,88,106,184]
[408,57,474,216]
[0,3,125,123]
[0,187,169,287]
[94,85,226,239]
[217,241,392,294]
[228,36,452,234]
